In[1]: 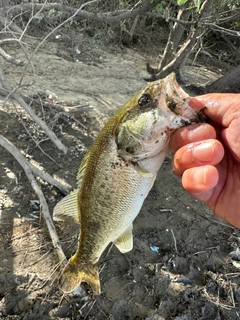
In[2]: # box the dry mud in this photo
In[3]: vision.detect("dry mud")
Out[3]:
[1,33,240,319]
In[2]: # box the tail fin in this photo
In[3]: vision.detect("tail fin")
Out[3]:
[59,259,101,295]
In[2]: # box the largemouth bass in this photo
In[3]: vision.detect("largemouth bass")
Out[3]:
[53,73,204,295]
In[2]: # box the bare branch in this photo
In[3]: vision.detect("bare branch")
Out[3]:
[27,0,101,63]
[0,46,24,66]
[0,0,159,24]
[0,0,101,115]
[0,38,25,45]
[0,13,23,33]
[217,8,240,24]
[0,134,67,262]
[147,0,214,80]
[147,12,196,25]
[28,162,72,195]
[19,0,48,41]
[0,1,101,154]
[0,66,67,153]
[206,23,240,37]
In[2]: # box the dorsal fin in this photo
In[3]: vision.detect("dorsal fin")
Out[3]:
[53,189,80,224]
[54,149,92,224]
[77,149,91,186]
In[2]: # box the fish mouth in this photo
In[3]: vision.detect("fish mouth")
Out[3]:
[166,99,178,114]
[156,74,202,123]
[160,93,204,124]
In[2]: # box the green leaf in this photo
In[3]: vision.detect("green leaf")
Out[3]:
[177,0,188,5]
[196,0,201,11]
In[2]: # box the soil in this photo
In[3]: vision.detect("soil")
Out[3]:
[1,29,240,320]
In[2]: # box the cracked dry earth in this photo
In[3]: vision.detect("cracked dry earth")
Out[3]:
[1,33,240,319]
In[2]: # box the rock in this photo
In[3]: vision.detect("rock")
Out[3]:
[53,303,71,318]
[112,300,130,320]
[158,298,176,318]
[169,256,189,274]
[207,252,225,272]
[108,255,129,276]
[201,301,218,319]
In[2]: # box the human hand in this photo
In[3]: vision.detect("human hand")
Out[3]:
[170,93,240,228]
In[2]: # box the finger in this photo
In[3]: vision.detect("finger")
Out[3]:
[172,139,224,176]
[189,93,240,126]
[170,123,216,152]
[182,165,219,194]
[193,94,240,161]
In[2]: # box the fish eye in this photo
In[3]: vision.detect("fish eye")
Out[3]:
[138,93,151,107]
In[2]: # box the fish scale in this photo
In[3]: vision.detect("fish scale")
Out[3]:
[79,137,151,252]
[53,73,205,295]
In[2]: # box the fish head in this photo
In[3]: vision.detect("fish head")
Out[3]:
[116,73,205,162]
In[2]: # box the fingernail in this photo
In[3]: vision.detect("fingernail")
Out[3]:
[187,124,211,141]
[188,97,205,110]
[193,141,214,162]
[191,167,206,186]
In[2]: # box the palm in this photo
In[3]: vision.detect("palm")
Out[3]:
[205,106,240,227]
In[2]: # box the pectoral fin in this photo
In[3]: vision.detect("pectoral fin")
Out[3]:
[114,224,133,253]
[134,163,153,177]
[53,189,80,224]
[134,163,157,198]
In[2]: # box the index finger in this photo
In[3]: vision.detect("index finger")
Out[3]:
[170,123,216,152]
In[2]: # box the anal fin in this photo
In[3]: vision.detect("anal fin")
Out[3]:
[53,189,80,224]
[114,224,133,253]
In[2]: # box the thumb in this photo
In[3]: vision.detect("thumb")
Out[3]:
[189,93,240,126]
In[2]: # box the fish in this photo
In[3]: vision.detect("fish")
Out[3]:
[53,73,205,295]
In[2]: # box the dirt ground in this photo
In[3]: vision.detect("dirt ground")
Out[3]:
[1,30,240,320]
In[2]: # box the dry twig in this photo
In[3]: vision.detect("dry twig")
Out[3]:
[0,46,24,66]
[0,0,102,154]
[0,134,67,262]
[0,14,23,33]
[0,66,67,153]
[28,161,72,195]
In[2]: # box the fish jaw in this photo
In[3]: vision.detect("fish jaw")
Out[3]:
[117,73,204,165]
[157,73,205,123]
